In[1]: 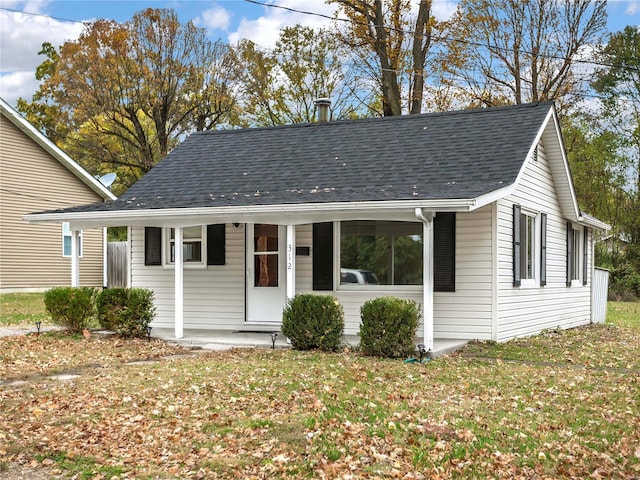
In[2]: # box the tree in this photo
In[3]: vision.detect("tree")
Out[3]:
[237,25,364,126]
[19,9,240,189]
[591,26,640,297]
[441,0,607,109]
[593,26,640,198]
[330,0,435,116]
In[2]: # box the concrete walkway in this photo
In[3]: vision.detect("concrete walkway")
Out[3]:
[151,328,469,358]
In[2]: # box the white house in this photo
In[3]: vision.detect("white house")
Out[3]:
[24,102,609,351]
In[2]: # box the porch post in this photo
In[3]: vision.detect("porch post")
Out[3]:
[416,209,434,352]
[174,226,184,339]
[71,228,80,287]
[286,225,295,301]
[102,227,108,288]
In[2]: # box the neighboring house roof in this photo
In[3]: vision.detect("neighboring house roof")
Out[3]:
[23,102,608,230]
[0,97,116,201]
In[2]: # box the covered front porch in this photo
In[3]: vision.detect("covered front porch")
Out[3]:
[151,328,469,358]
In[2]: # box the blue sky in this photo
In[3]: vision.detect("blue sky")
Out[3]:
[0,0,638,106]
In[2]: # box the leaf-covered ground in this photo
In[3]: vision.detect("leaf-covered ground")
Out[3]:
[1,321,639,479]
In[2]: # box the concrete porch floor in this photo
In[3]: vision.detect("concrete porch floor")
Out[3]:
[151,328,469,358]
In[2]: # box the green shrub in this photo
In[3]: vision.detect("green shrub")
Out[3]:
[359,297,420,358]
[282,294,344,351]
[96,288,156,338]
[43,287,97,333]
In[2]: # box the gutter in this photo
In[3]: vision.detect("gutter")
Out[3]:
[24,198,478,228]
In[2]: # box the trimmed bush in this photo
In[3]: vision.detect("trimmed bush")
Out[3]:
[43,287,97,333]
[96,288,156,338]
[359,297,420,358]
[282,294,344,351]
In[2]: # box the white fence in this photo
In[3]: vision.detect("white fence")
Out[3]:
[591,267,609,323]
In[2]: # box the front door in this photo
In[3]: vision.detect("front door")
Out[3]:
[246,224,287,324]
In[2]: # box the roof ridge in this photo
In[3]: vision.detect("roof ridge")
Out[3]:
[194,101,552,137]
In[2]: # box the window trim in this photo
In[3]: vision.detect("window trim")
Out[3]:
[337,220,424,290]
[568,223,582,286]
[514,206,541,289]
[164,226,207,269]
[62,222,83,258]
[519,209,538,288]
[144,225,226,268]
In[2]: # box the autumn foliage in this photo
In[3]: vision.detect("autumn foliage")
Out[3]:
[1,322,639,478]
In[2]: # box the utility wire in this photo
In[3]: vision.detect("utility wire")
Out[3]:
[243,0,640,73]
[2,3,638,74]
[2,3,636,106]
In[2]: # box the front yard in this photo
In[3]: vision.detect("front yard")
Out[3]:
[1,296,639,478]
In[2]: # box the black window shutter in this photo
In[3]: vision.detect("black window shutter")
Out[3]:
[434,212,456,292]
[313,222,334,291]
[540,213,547,287]
[144,227,162,266]
[207,224,226,265]
[583,227,589,285]
[513,204,521,287]
[566,222,573,287]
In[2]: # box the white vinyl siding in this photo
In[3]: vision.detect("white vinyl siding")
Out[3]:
[0,113,105,290]
[433,207,493,340]
[497,142,591,341]
[298,224,423,336]
[132,224,246,330]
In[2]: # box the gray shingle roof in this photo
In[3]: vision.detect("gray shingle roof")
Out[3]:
[53,102,552,214]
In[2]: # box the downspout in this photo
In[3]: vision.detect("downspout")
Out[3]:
[415,208,434,354]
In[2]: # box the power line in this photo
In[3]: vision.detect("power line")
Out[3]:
[0,6,90,25]
[3,3,637,74]
[2,3,635,106]
[243,0,640,73]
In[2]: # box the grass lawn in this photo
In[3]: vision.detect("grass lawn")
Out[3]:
[0,292,50,326]
[0,299,638,479]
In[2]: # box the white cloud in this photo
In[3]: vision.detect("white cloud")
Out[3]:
[0,71,40,106]
[432,1,458,21]
[625,1,639,19]
[228,0,337,47]
[0,10,84,103]
[0,10,84,71]
[194,5,231,32]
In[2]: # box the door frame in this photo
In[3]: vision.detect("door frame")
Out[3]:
[245,223,287,325]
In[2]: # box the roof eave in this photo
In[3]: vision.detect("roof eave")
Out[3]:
[0,98,117,201]
[578,213,611,231]
[23,198,480,228]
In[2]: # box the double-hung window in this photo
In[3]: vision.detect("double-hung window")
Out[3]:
[144,225,225,267]
[566,223,583,286]
[513,205,546,287]
[168,226,204,265]
[520,212,536,281]
[62,222,82,257]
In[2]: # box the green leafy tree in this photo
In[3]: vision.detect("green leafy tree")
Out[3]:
[590,26,640,298]
[593,26,640,209]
